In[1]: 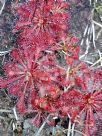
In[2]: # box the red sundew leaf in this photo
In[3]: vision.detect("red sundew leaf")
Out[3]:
[0,46,59,113]
[21,27,37,38]
[42,85,62,99]
[16,94,26,114]
[37,83,53,98]
[11,49,25,66]
[93,88,102,96]
[58,90,82,121]
[0,76,24,89]
[94,95,102,101]
[77,62,89,72]
[92,103,102,111]
[13,0,36,32]
[4,63,24,77]
[38,98,49,111]
[94,69,102,79]
[77,83,102,135]
[59,105,79,121]
[39,58,56,69]
[93,100,102,105]
[50,21,67,32]
[8,84,22,96]
[26,31,59,51]
[70,36,78,44]
[22,47,34,69]
[46,0,69,14]
[13,0,69,46]
[33,96,56,113]
[88,108,97,134]
[49,105,57,113]
[15,3,31,17]
[65,55,75,67]
[49,88,60,99]
[74,76,87,91]
[62,90,81,99]
[84,108,97,136]
[30,97,38,110]
[58,36,80,67]
[8,78,24,96]
[0,78,7,88]
[73,46,80,58]
[16,81,28,113]
[33,71,51,83]
[28,84,37,106]
[62,69,102,133]
[13,21,32,33]
[59,0,69,9]
[17,101,26,114]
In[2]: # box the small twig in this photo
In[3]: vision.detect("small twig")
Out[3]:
[35,115,50,136]
[71,123,75,136]
[13,107,18,121]
[80,25,89,46]
[83,60,93,65]
[83,24,89,36]
[98,49,102,66]
[67,115,71,136]
[7,119,13,131]
[96,29,102,40]
[62,50,67,55]
[90,49,102,68]
[79,38,90,60]
[0,50,11,56]
[93,20,102,28]
[66,66,70,80]
[90,59,101,67]
[0,0,5,15]
[89,0,92,5]
[92,22,96,48]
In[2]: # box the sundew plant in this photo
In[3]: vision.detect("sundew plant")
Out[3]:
[0,0,102,136]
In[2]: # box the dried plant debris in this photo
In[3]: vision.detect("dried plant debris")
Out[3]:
[0,0,102,136]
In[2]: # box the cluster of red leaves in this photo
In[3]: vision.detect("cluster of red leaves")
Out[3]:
[0,0,102,136]
[58,70,102,136]
[13,0,69,49]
